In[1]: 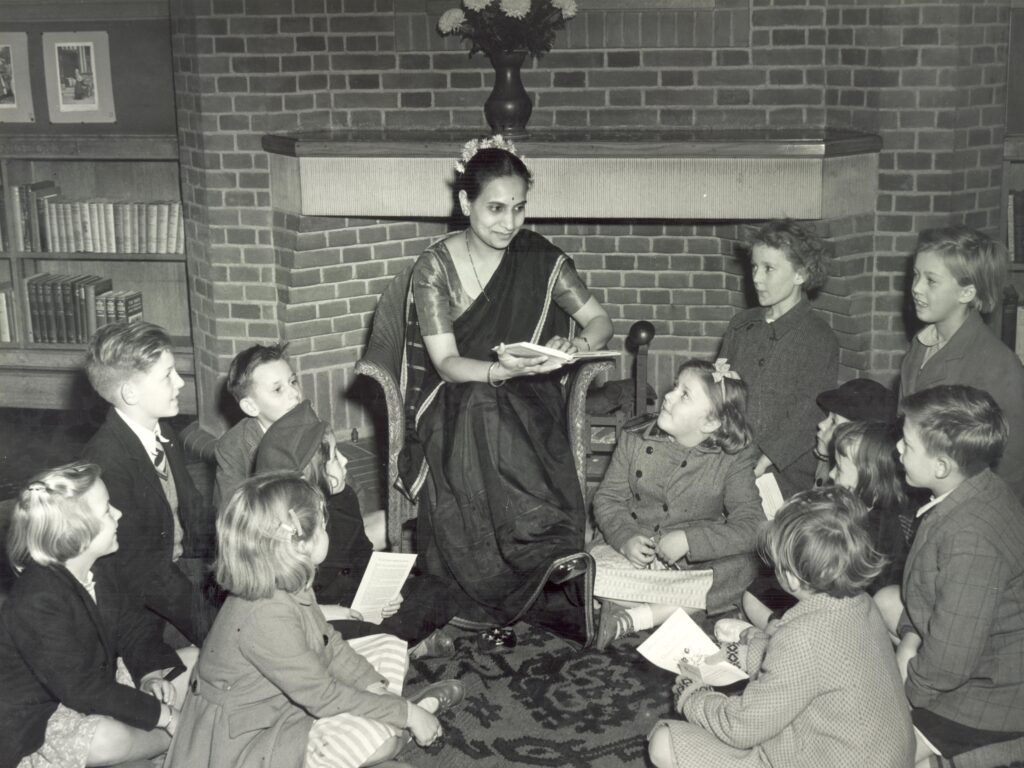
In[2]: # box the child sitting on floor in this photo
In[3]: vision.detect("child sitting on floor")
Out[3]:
[590,358,765,650]
[213,342,302,511]
[894,385,1024,766]
[253,400,458,659]
[648,486,914,768]
[0,462,196,767]
[165,472,464,768]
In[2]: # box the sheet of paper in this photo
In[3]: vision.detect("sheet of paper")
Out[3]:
[349,552,417,625]
[756,472,785,520]
[637,608,749,686]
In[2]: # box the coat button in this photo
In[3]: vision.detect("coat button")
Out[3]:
[630,511,638,519]
[634,493,641,501]
[646,446,654,454]
[680,460,687,468]
[663,503,669,512]
[758,358,765,366]
[636,470,643,478]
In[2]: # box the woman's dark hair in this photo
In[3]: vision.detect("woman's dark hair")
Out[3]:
[455,147,533,202]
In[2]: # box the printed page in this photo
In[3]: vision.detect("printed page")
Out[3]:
[756,472,785,520]
[637,608,749,686]
[349,552,417,625]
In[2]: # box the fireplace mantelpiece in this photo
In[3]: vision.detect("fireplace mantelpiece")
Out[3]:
[263,128,881,221]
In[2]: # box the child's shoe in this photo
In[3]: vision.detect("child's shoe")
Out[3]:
[595,601,635,650]
[410,628,456,660]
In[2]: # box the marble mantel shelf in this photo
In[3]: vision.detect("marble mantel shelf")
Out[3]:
[263,128,882,221]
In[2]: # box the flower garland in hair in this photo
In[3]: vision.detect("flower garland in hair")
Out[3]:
[454,133,523,174]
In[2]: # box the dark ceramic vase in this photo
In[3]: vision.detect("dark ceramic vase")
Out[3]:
[484,49,532,138]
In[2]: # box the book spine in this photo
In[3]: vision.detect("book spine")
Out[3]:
[116,204,127,254]
[0,290,10,342]
[103,202,116,255]
[82,203,96,253]
[136,203,146,253]
[94,289,109,332]
[1014,189,1024,265]
[10,186,24,250]
[25,275,40,343]
[156,202,169,254]
[70,202,84,252]
[42,277,57,343]
[56,203,69,252]
[146,203,159,254]
[26,189,42,251]
[1017,304,1024,365]
[123,290,144,324]
[167,202,180,254]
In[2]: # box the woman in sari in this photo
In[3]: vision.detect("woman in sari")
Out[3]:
[399,138,613,645]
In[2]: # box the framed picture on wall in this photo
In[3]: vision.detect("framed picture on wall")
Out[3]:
[0,32,35,123]
[42,31,116,123]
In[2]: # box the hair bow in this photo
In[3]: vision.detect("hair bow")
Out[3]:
[711,358,741,389]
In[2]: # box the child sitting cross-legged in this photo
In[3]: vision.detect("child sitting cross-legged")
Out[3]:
[648,486,915,768]
[165,472,465,768]
[590,358,765,650]
[894,385,1024,766]
[253,400,459,659]
[0,462,196,768]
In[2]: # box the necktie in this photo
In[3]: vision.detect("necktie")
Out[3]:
[153,445,168,480]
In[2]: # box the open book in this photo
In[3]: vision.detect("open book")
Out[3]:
[495,341,622,363]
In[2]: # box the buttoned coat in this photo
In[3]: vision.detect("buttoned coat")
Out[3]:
[899,309,1024,500]
[670,592,914,768]
[719,300,838,498]
[165,589,409,768]
[213,415,264,511]
[0,561,184,768]
[83,408,215,643]
[592,422,765,612]
[897,469,1024,733]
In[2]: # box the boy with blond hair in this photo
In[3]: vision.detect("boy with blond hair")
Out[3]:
[213,342,301,510]
[896,385,1024,765]
[83,322,215,645]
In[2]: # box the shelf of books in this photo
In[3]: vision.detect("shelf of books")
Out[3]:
[0,137,196,411]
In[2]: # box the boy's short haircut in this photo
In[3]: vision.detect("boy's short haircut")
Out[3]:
[760,486,884,598]
[750,218,831,293]
[901,384,1007,477]
[85,322,173,404]
[915,225,1008,314]
[7,462,103,571]
[226,342,289,401]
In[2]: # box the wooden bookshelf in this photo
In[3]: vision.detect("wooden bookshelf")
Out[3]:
[0,135,195,412]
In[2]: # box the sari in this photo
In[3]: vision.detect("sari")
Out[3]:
[398,229,590,629]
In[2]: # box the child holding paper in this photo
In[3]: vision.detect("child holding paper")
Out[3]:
[252,401,458,659]
[648,487,914,768]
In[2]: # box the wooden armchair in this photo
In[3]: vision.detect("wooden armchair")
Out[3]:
[355,266,613,552]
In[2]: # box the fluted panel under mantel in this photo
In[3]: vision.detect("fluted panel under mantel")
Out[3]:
[263,129,882,222]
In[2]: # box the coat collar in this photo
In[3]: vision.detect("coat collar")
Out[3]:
[638,419,723,454]
[23,562,115,656]
[738,298,813,338]
[105,408,173,500]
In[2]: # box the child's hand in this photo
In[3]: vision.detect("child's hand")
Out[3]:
[141,676,176,706]
[622,535,656,567]
[753,453,773,477]
[895,632,921,683]
[381,595,403,619]
[655,530,689,564]
[366,680,389,695]
[407,704,443,747]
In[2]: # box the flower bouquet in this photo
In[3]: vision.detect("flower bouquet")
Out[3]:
[437,0,578,58]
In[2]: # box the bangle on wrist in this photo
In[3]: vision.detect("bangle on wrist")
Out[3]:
[487,361,506,388]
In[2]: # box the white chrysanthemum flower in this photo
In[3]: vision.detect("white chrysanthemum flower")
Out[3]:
[551,0,577,18]
[438,8,466,33]
[464,0,491,11]
[455,134,522,174]
[499,0,531,20]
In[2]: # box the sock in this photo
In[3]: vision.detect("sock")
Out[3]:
[626,604,654,632]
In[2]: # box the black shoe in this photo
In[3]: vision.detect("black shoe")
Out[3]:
[549,554,589,585]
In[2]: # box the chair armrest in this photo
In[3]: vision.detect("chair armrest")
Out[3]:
[354,358,416,552]
[566,360,615,496]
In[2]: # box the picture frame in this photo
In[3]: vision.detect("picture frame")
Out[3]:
[42,31,116,124]
[0,32,36,123]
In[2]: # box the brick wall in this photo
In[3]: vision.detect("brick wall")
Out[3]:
[170,0,1011,439]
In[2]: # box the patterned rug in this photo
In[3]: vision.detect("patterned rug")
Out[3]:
[400,622,672,768]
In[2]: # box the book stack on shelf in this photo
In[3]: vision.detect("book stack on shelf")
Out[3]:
[0,181,184,255]
[23,273,143,345]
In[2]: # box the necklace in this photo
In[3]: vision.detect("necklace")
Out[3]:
[465,229,496,301]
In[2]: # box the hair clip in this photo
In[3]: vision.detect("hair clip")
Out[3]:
[455,134,522,174]
[711,358,740,393]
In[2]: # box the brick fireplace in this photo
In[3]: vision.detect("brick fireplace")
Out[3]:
[168,0,1011,443]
